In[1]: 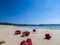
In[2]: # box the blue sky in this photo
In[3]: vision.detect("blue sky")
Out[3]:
[0,0,60,24]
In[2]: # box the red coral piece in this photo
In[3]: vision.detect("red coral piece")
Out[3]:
[26,38,32,42]
[15,30,21,35]
[26,38,32,45]
[20,40,26,45]
[33,29,36,32]
[45,33,51,40]
[21,32,25,37]
[22,31,30,36]
[20,38,32,45]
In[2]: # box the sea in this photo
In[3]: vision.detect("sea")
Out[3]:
[19,24,60,30]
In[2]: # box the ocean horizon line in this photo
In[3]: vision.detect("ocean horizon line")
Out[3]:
[0,22,60,26]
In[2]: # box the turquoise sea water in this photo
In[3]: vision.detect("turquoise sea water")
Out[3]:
[19,24,60,30]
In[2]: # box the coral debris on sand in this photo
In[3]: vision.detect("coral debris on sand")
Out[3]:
[20,38,32,45]
[44,33,51,40]
[14,30,21,35]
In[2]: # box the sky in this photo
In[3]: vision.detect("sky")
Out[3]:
[0,0,60,24]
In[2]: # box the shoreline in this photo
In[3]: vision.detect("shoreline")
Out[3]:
[0,25,60,45]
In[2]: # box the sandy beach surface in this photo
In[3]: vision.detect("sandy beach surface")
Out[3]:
[0,25,60,45]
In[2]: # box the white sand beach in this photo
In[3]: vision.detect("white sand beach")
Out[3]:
[0,25,60,45]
